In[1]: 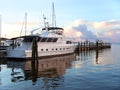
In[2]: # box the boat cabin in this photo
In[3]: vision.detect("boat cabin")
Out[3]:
[42,27,64,35]
[21,36,58,43]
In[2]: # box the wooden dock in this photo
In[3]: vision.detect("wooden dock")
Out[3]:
[75,40,111,52]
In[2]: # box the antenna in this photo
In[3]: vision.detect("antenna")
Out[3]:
[52,2,56,27]
[43,14,46,28]
[43,14,49,31]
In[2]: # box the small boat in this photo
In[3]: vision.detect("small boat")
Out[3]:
[0,38,10,57]
[0,42,9,50]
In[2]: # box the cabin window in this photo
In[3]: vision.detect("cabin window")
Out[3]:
[47,38,53,42]
[66,48,69,49]
[38,37,58,42]
[52,49,54,51]
[56,48,58,50]
[53,38,58,42]
[66,41,72,44]
[46,49,48,51]
[60,48,62,50]
[37,37,41,42]
[41,49,44,51]
[23,37,33,42]
[41,37,47,42]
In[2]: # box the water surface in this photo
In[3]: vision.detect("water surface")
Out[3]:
[0,44,120,90]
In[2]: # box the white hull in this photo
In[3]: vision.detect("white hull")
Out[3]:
[7,43,75,59]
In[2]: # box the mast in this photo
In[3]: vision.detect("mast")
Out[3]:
[52,2,56,27]
[20,13,27,36]
[25,12,27,36]
[0,15,2,43]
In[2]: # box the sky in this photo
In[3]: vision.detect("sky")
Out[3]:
[0,0,120,43]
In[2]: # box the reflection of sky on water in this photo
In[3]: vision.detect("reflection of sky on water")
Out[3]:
[0,54,76,86]
[0,44,120,90]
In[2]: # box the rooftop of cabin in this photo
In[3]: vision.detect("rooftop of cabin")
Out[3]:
[42,27,64,31]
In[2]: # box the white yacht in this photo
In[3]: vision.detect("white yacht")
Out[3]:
[6,3,76,59]
[6,26,76,59]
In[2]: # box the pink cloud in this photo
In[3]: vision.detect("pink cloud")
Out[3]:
[64,19,120,43]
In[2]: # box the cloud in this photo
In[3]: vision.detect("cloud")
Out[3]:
[92,20,120,43]
[64,19,97,41]
[73,24,97,40]
[92,20,120,30]
[64,19,120,43]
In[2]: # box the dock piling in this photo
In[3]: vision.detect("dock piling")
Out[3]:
[32,37,38,61]
[31,37,38,84]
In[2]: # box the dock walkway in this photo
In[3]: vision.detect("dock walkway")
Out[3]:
[75,40,111,52]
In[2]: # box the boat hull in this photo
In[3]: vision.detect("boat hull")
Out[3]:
[6,45,75,59]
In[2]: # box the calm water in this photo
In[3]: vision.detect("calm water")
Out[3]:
[0,44,120,90]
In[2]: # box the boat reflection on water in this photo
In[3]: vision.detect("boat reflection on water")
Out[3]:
[6,50,102,85]
[0,48,113,90]
[6,54,76,86]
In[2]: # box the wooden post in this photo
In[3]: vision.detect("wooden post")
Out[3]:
[31,37,38,85]
[95,47,99,64]
[78,42,80,53]
[32,37,38,61]
[96,40,99,50]
[80,42,82,51]
[88,41,90,50]
[31,57,38,85]
[12,40,15,49]
[84,42,85,51]
[95,40,99,64]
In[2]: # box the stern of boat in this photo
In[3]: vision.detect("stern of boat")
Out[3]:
[7,49,32,58]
